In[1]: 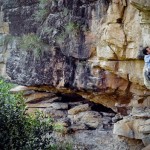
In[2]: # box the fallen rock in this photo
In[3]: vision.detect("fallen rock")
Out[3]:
[10,86,30,93]
[70,124,88,131]
[101,112,116,117]
[102,117,112,124]
[45,108,67,118]
[68,102,83,108]
[82,111,102,129]
[145,119,150,125]
[113,116,150,146]
[42,97,62,103]
[113,117,134,138]
[68,104,91,115]
[49,102,68,110]
[112,113,123,123]
[25,92,55,103]
[69,111,102,129]
[27,103,53,108]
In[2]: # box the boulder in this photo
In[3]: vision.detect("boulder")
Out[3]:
[113,117,134,138]
[45,108,67,118]
[49,102,68,110]
[69,111,102,129]
[68,104,91,115]
[24,92,55,103]
[10,86,30,93]
[70,124,88,131]
[27,103,54,108]
[114,115,150,146]
[81,111,102,129]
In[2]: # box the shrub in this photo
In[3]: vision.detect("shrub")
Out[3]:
[19,33,44,57]
[0,79,73,150]
[34,0,51,22]
[65,22,79,33]
[0,79,53,149]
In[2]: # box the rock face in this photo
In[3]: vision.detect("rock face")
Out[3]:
[113,110,150,146]
[1,0,150,149]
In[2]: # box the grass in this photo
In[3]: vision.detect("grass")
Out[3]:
[19,33,44,57]
[65,22,80,33]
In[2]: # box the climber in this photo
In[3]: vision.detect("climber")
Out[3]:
[142,46,150,89]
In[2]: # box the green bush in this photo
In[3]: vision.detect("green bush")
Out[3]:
[0,79,53,149]
[0,79,73,150]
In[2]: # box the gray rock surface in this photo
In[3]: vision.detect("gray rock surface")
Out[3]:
[53,128,144,150]
[68,104,91,115]
[69,111,102,129]
[49,102,68,110]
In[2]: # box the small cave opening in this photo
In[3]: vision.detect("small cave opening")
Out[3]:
[90,102,115,114]
[56,93,85,102]
[56,93,116,114]
[56,93,118,131]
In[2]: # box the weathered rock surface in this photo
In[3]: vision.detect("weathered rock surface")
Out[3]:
[113,109,150,146]
[68,104,91,115]
[10,85,31,93]
[53,129,144,150]
[49,102,68,110]
[69,111,102,129]
[1,0,150,149]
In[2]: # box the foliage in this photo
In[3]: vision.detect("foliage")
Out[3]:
[19,33,44,57]
[0,79,73,150]
[0,79,54,150]
[34,0,51,22]
[65,22,80,33]
[34,9,49,22]
[42,27,53,35]
[56,21,80,45]
[56,32,67,45]
[51,142,72,150]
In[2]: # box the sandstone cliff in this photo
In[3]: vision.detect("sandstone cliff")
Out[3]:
[0,0,150,149]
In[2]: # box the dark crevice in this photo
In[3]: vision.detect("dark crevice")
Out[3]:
[56,93,116,114]
[90,102,115,113]
[56,93,85,102]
